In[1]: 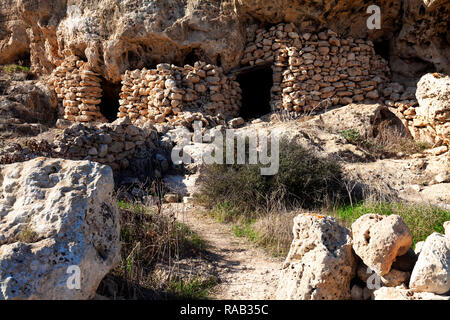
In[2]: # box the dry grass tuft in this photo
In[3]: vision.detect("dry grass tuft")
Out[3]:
[340,120,429,159]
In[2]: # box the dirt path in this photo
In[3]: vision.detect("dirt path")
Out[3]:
[165,203,283,300]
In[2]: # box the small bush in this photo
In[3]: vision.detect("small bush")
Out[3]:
[232,222,259,242]
[195,138,347,215]
[340,129,362,144]
[16,225,39,243]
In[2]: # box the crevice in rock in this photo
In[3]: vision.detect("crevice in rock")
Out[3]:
[183,48,205,66]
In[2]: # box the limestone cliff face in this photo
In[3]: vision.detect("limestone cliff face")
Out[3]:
[391,0,450,78]
[0,0,448,83]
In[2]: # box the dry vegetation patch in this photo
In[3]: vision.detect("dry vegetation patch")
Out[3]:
[97,199,216,300]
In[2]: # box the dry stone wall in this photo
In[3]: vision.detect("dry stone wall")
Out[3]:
[241,23,390,112]
[46,55,106,123]
[53,117,163,175]
[118,62,242,126]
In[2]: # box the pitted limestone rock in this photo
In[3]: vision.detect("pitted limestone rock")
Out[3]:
[0,158,120,300]
[409,231,450,294]
[351,214,412,276]
[276,213,356,300]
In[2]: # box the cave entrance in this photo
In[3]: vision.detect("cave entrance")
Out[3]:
[236,65,273,120]
[99,80,121,122]
[373,40,391,61]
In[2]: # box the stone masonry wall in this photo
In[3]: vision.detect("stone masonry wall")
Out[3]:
[118,61,242,126]
[47,55,106,122]
[53,117,161,173]
[241,23,390,112]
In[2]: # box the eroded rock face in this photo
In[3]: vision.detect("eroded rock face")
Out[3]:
[411,73,450,146]
[276,213,356,300]
[392,0,450,77]
[409,232,450,294]
[0,158,120,299]
[352,214,412,276]
[310,103,388,139]
[2,0,244,81]
[0,1,448,82]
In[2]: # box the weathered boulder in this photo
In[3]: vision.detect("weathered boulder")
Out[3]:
[411,73,450,146]
[373,286,450,300]
[409,231,450,294]
[0,80,59,138]
[416,74,450,121]
[276,213,356,300]
[311,103,388,139]
[0,158,120,300]
[352,214,412,276]
[414,241,425,255]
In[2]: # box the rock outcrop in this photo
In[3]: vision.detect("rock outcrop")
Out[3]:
[0,79,58,137]
[409,232,450,294]
[0,1,448,82]
[351,214,413,276]
[276,213,356,300]
[412,73,450,146]
[0,158,120,300]
[392,0,450,77]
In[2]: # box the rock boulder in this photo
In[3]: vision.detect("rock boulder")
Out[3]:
[413,73,450,146]
[409,231,450,294]
[352,214,412,276]
[0,158,120,300]
[276,213,356,300]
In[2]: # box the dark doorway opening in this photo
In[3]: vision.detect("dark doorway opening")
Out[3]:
[236,65,273,120]
[99,80,121,122]
[373,40,391,61]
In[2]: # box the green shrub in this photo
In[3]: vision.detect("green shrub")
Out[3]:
[340,129,362,144]
[195,138,346,214]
